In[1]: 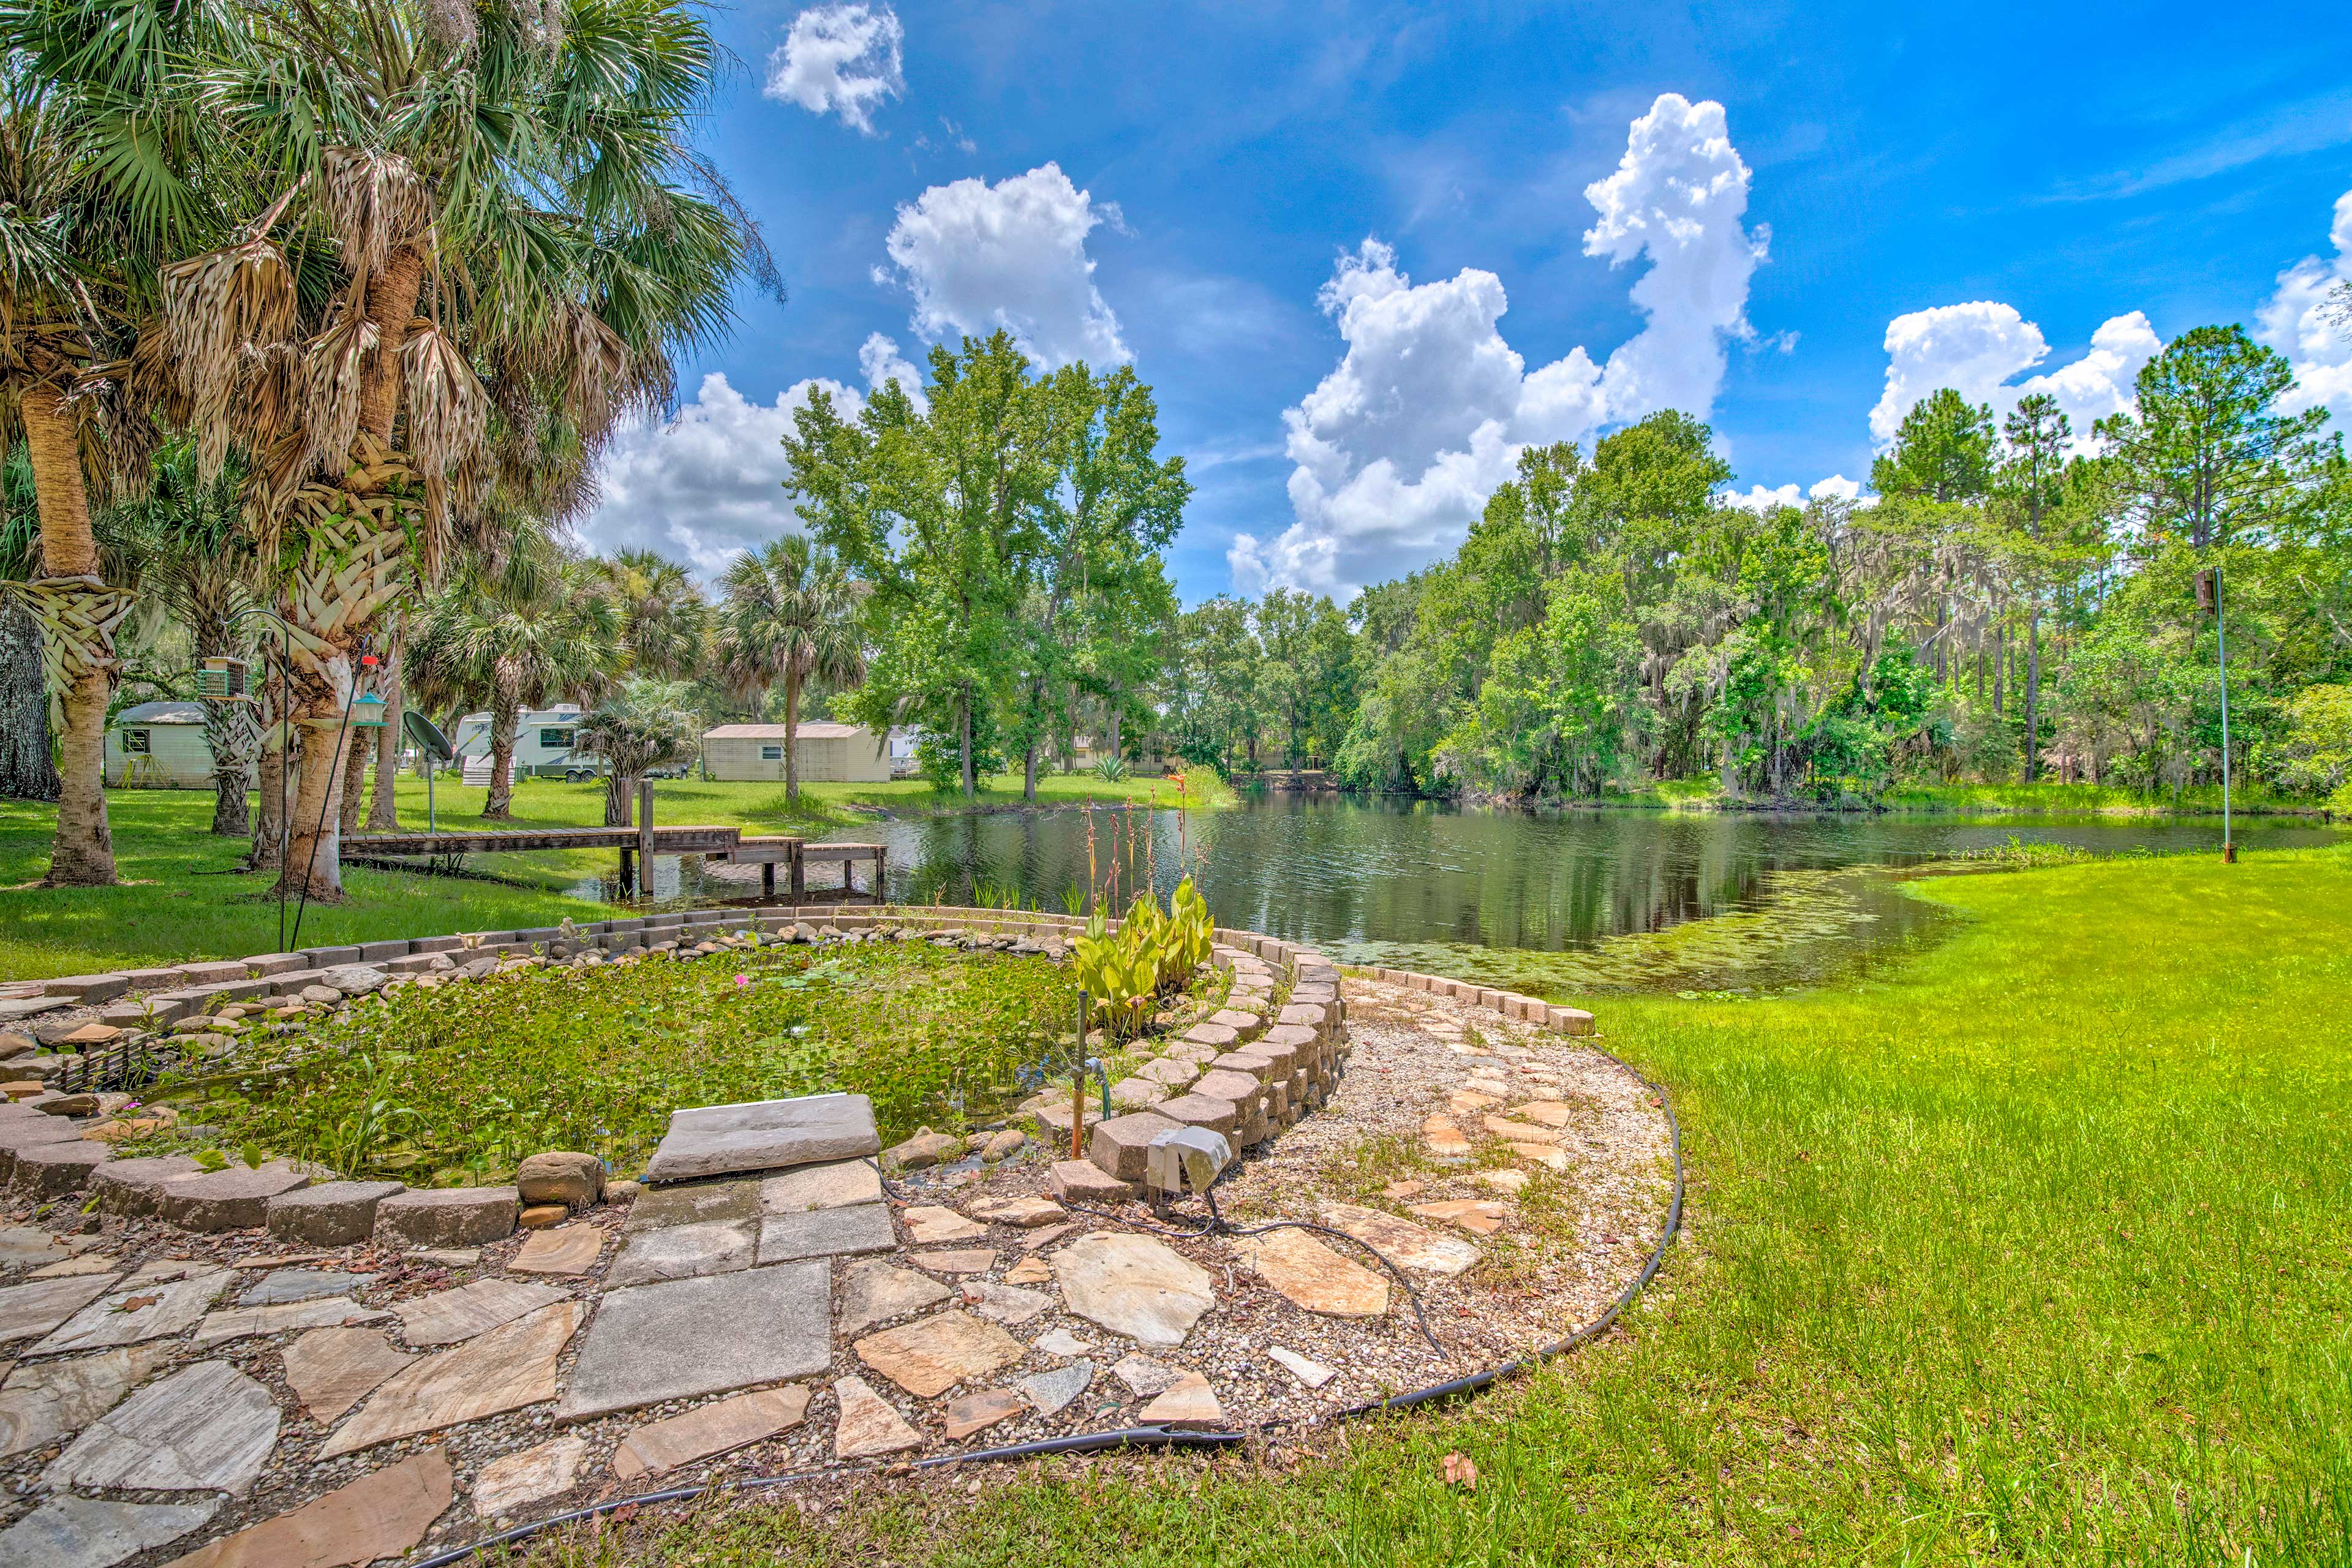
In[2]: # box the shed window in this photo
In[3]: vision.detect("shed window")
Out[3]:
[124,729,151,755]
[760,745,783,761]
[539,726,576,749]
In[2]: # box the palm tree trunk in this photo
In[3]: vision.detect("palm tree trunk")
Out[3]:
[604,771,632,827]
[21,382,115,886]
[367,639,402,830]
[251,666,287,870]
[784,669,801,803]
[0,598,58,801]
[205,704,252,837]
[279,698,355,902]
[484,676,520,820]
[339,698,369,834]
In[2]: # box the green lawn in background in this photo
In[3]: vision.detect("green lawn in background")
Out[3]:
[514,846,2352,1567]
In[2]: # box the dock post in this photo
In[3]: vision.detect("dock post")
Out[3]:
[873,845,888,903]
[762,861,775,900]
[636,780,655,897]
[789,841,805,903]
[619,848,634,897]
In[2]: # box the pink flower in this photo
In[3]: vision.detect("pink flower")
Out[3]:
[734,974,750,988]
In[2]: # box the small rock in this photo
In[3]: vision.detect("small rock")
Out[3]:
[883,1128,963,1172]
[1267,1346,1335,1389]
[1031,1327,1091,1357]
[1110,1352,1181,1397]
[515,1150,603,1209]
[604,1179,644,1205]
[518,1204,569,1230]
[940,1387,1025,1441]
[981,1129,1027,1161]
[36,1093,99,1117]
[1138,1371,1224,1430]
[972,1195,1065,1229]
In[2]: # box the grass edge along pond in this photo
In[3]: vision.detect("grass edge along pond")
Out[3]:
[505,845,2352,1567]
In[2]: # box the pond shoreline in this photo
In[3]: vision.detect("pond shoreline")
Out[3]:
[1297,785,2334,821]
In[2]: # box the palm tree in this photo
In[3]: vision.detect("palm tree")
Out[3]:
[0,445,58,801]
[717,534,867,802]
[409,537,620,820]
[573,676,699,826]
[21,0,769,897]
[597,549,709,679]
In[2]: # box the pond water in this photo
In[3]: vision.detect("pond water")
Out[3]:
[628,796,2345,998]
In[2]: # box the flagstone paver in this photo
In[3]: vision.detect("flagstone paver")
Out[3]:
[29,1270,228,1356]
[608,1219,755,1286]
[854,1308,1024,1398]
[644,1093,880,1182]
[1031,1327,1091,1357]
[557,1264,830,1422]
[0,1224,70,1272]
[0,1493,220,1568]
[610,1385,811,1480]
[0,1342,175,1458]
[281,1327,415,1425]
[836,1259,951,1337]
[322,1301,581,1458]
[831,1374,921,1459]
[759,1159,883,1213]
[960,1281,1052,1325]
[941,1387,1024,1440]
[239,1268,369,1306]
[1408,1198,1510,1236]
[1242,1227,1390,1317]
[190,1295,391,1348]
[473,1434,590,1518]
[1018,1359,1094,1417]
[391,1278,571,1348]
[47,1360,281,1495]
[627,1177,760,1231]
[0,1273,116,1346]
[755,1203,896,1264]
[508,1224,603,1276]
[910,1248,995,1275]
[1002,1255,1052,1286]
[160,1447,453,1568]
[1316,1203,1480,1276]
[1054,1233,1216,1348]
[1138,1371,1224,1430]
[900,1205,986,1245]
[1109,1352,1181,1396]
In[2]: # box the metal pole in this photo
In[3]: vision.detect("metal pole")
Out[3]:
[2217,566,2234,863]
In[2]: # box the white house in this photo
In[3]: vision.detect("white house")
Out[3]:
[703,722,891,783]
[451,704,589,787]
[104,700,221,788]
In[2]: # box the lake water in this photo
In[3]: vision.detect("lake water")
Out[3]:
[633,796,2345,997]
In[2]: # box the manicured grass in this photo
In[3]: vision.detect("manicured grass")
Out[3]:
[517,846,2352,1566]
[1880,779,2314,815]
[153,941,1076,1184]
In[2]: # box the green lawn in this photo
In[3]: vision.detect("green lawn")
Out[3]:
[0,770,1229,980]
[521,845,2352,1566]
[1602,775,2322,816]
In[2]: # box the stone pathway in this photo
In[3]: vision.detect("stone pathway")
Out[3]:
[0,927,1668,1566]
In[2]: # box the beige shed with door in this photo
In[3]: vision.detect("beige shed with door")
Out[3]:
[104,700,222,788]
[701,722,891,784]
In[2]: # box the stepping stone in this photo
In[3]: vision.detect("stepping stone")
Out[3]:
[1268,1346,1335,1389]
[240,1268,369,1306]
[611,1385,812,1480]
[1109,1352,1181,1396]
[1421,1117,1469,1158]
[192,1295,390,1348]
[374,1186,518,1248]
[1019,1221,1076,1250]
[1512,1143,1568,1171]
[832,1374,921,1458]
[644,1093,880,1183]
[941,1387,1025,1440]
[557,1265,829,1422]
[608,1219,756,1286]
[281,1327,415,1424]
[627,1178,760,1231]
[1316,1203,1480,1276]
[47,1360,279,1495]
[1137,1371,1223,1430]
[1409,1198,1510,1236]
[1242,1228,1389,1317]
[393,1278,571,1347]
[323,1302,581,1457]
[266,1181,405,1246]
[1473,1169,1530,1194]
[959,1280,1052,1326]
[153,1161,311,1231]
[26,1252,113,1279]
[854,1309,1025,1398]
[1516,1101,1575,1128]
[29,1270,228,1355]
[1054,1233,1215,1348]
[837,1259,952,1337]
[1482,1115,1559,1144]
[0,1225,69,1272]
[1449,1089,1503,1114]
[756,1203,896,1264]
[0,1342,174,1458]
[911,1248,996,1275]
[0,1494,219,1568]
[971,1196,1066,1229]
[1018,1359,1094,1417]
[1031,1327,1091,1357]
[1379,1180,1427,1199]
[474,1434,590,1517]
[1003,1256,1053,1286]
[510,1223,603,1276]
[164,1447,452,1568]
[901,1205,986,1245]
[760,1159,883,1214]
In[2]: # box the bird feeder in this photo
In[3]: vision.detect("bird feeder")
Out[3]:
[351,693,389,729]
[195,656,251,702]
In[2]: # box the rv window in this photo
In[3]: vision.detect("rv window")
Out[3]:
[124,729,151,755]
[540,727,575,749]
[760,745,783,761]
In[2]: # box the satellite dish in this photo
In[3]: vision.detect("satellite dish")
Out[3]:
[404,709,454,763]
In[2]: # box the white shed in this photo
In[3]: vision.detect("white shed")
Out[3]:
[702,722,890,783]
[105,700,218,788]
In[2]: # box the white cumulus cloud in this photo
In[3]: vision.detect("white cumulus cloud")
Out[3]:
[582,342,922,579]
[765,3,904,135]
[1722,473,1865,514]
[1236,92,1765,598]
[2258,187,2352,427]
[878,163,1128,369]
[1870,303,2162,453]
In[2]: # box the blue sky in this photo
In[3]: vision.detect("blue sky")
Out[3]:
[580,1,2352,601]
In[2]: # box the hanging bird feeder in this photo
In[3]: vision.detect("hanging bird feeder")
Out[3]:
[195,656,251,702]
[351,692,389,729]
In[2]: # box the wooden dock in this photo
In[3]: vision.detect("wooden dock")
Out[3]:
[343,782,888,902]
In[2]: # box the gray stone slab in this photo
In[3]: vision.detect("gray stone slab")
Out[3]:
[28,1270,229,1357]
[0,1342,175,1459]
[45,1360,280,1495]
[625,1177,760,1232]
[1019,1359,1095,1418]
[608,1219,757,1286]
[0,1493,220,1568]
[239,1267,371,1306]
[759,1158,883,1214]
[643,1092,878,1182]
[556,1262,832,1421]
[755,1202,897,1264]
[0,1225,70,1273]
[0,1274,120,1347]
